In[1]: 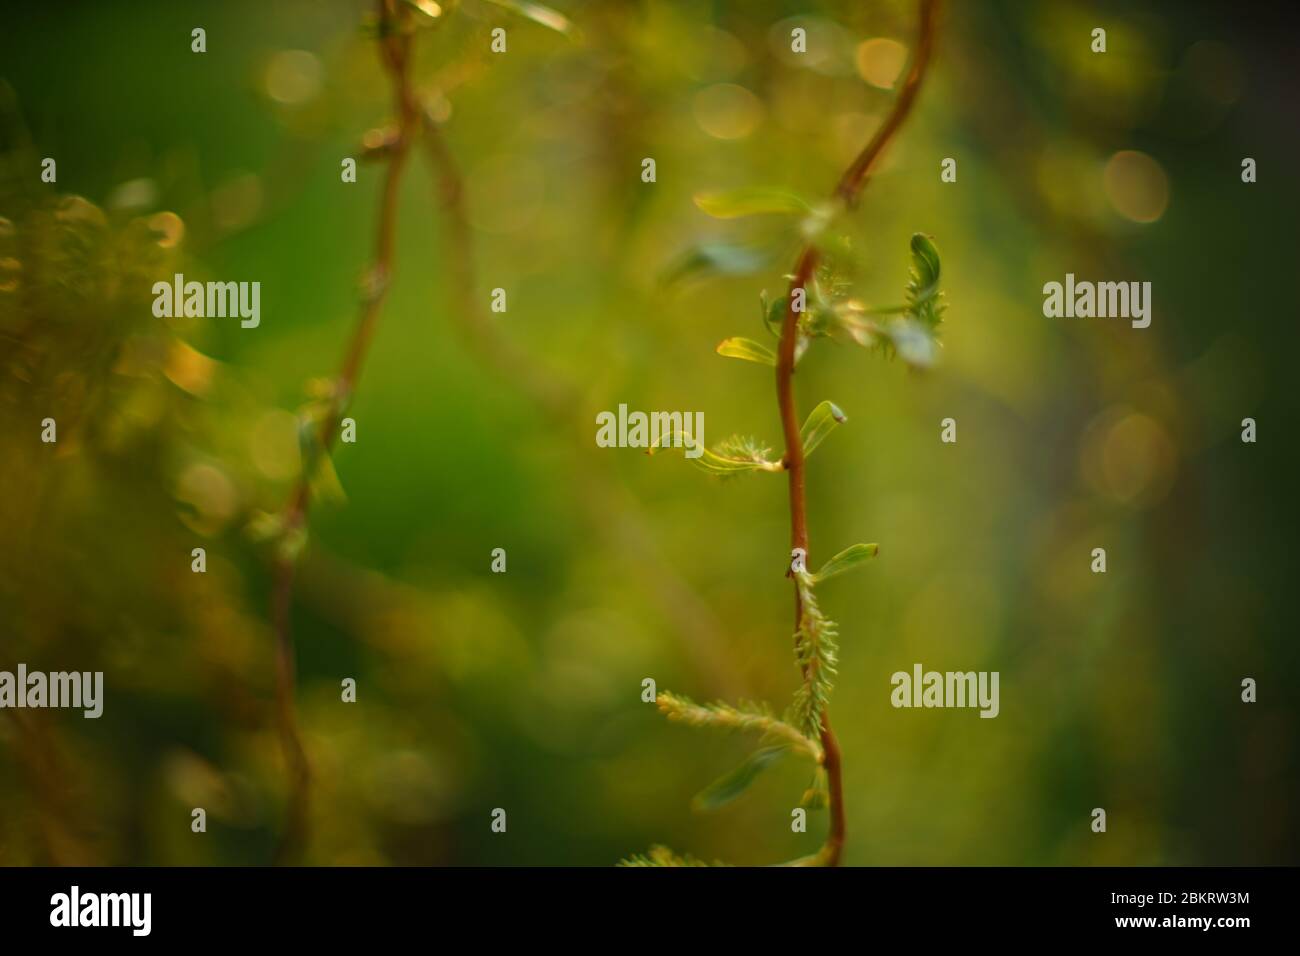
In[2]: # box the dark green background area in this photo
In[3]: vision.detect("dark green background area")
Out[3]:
[1,0,1297,865]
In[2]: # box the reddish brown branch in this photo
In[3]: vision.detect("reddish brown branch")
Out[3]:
[4,710,100,865]
[834,0,942,206]
[420,116,578,421]
[777,0,940,867]
[268,0,419,864]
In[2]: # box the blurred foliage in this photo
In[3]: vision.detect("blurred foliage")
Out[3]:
[1,0,1298,866]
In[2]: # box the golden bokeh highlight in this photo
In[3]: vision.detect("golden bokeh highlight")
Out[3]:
[265,50,324,106]
[147,211,185,249]
[855,38,908,90]
[1103,150,1169,223]
[250,409,302,481]
[1080,407,1178,507]
[164,340,218,397]
[175,462,239,536]
[693,83,763,140]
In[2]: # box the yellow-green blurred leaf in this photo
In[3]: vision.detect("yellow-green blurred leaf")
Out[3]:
[692,746,787,812]
[716,336,776,366]
[800,400,846,457]
[482,0,574,35]
[693,187,812,219]
[810,543,879,583]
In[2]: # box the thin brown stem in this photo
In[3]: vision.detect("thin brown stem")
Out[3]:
[268,0,419,864]
[834,0,942,207]
[778,0,940,867]
[4,710,100,865]
[420,116,578,421]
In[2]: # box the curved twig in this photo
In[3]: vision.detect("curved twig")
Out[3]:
[268,0,419,864]
[778,0,941,867]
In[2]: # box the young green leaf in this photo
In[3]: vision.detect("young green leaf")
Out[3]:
[648,432,783,475]
[791,575,839,739]
[905,232,945,330]
[655,693,822,761]
[810,543,879,584]
[693,186,813,219]
[801,765,829,810]
[660,241,771,287]
[306,448,346,504]
[481,0,574,35]
[401,0,444,22]
[840,234,946,365]
[799,400,847,457]
[759,290,791,339]
[692,745,787,812]
[618,845,720,867]
[716,336,776,366]
[298,414,347,504]
[887,317,937,368]
[910,232,941,294]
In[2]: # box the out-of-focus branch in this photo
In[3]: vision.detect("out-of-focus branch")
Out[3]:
[268,0,420,864]
[3,710,100,865]
[420,116,577,421]
[834,0,941,205]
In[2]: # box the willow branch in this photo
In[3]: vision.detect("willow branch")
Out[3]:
[777,0,940,868]
[3,710,99,864]
[268,0,419,864]
[419,115,577,421]
[834,0,941,206]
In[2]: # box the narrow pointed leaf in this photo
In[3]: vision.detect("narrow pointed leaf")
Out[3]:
[693,187,812,219]
[618,845,722,867]
[298,413,346,504]
[801,766,829,809]
[402,0,444,21]
[791,574,839,737]
[910,232,941,294]
[660,241,771,287]
[655,693,821,761]
[307,449,346,504]
[692,745,787,812]
[481,0,574,35]
[761,291,786,338]
[905,233,945,330]
[716,336,776,366]
[799,400,846,457]
[649,432,783,475]
[810,543,879,583]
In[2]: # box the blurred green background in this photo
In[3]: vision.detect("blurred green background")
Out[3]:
[1,0,1297,865]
